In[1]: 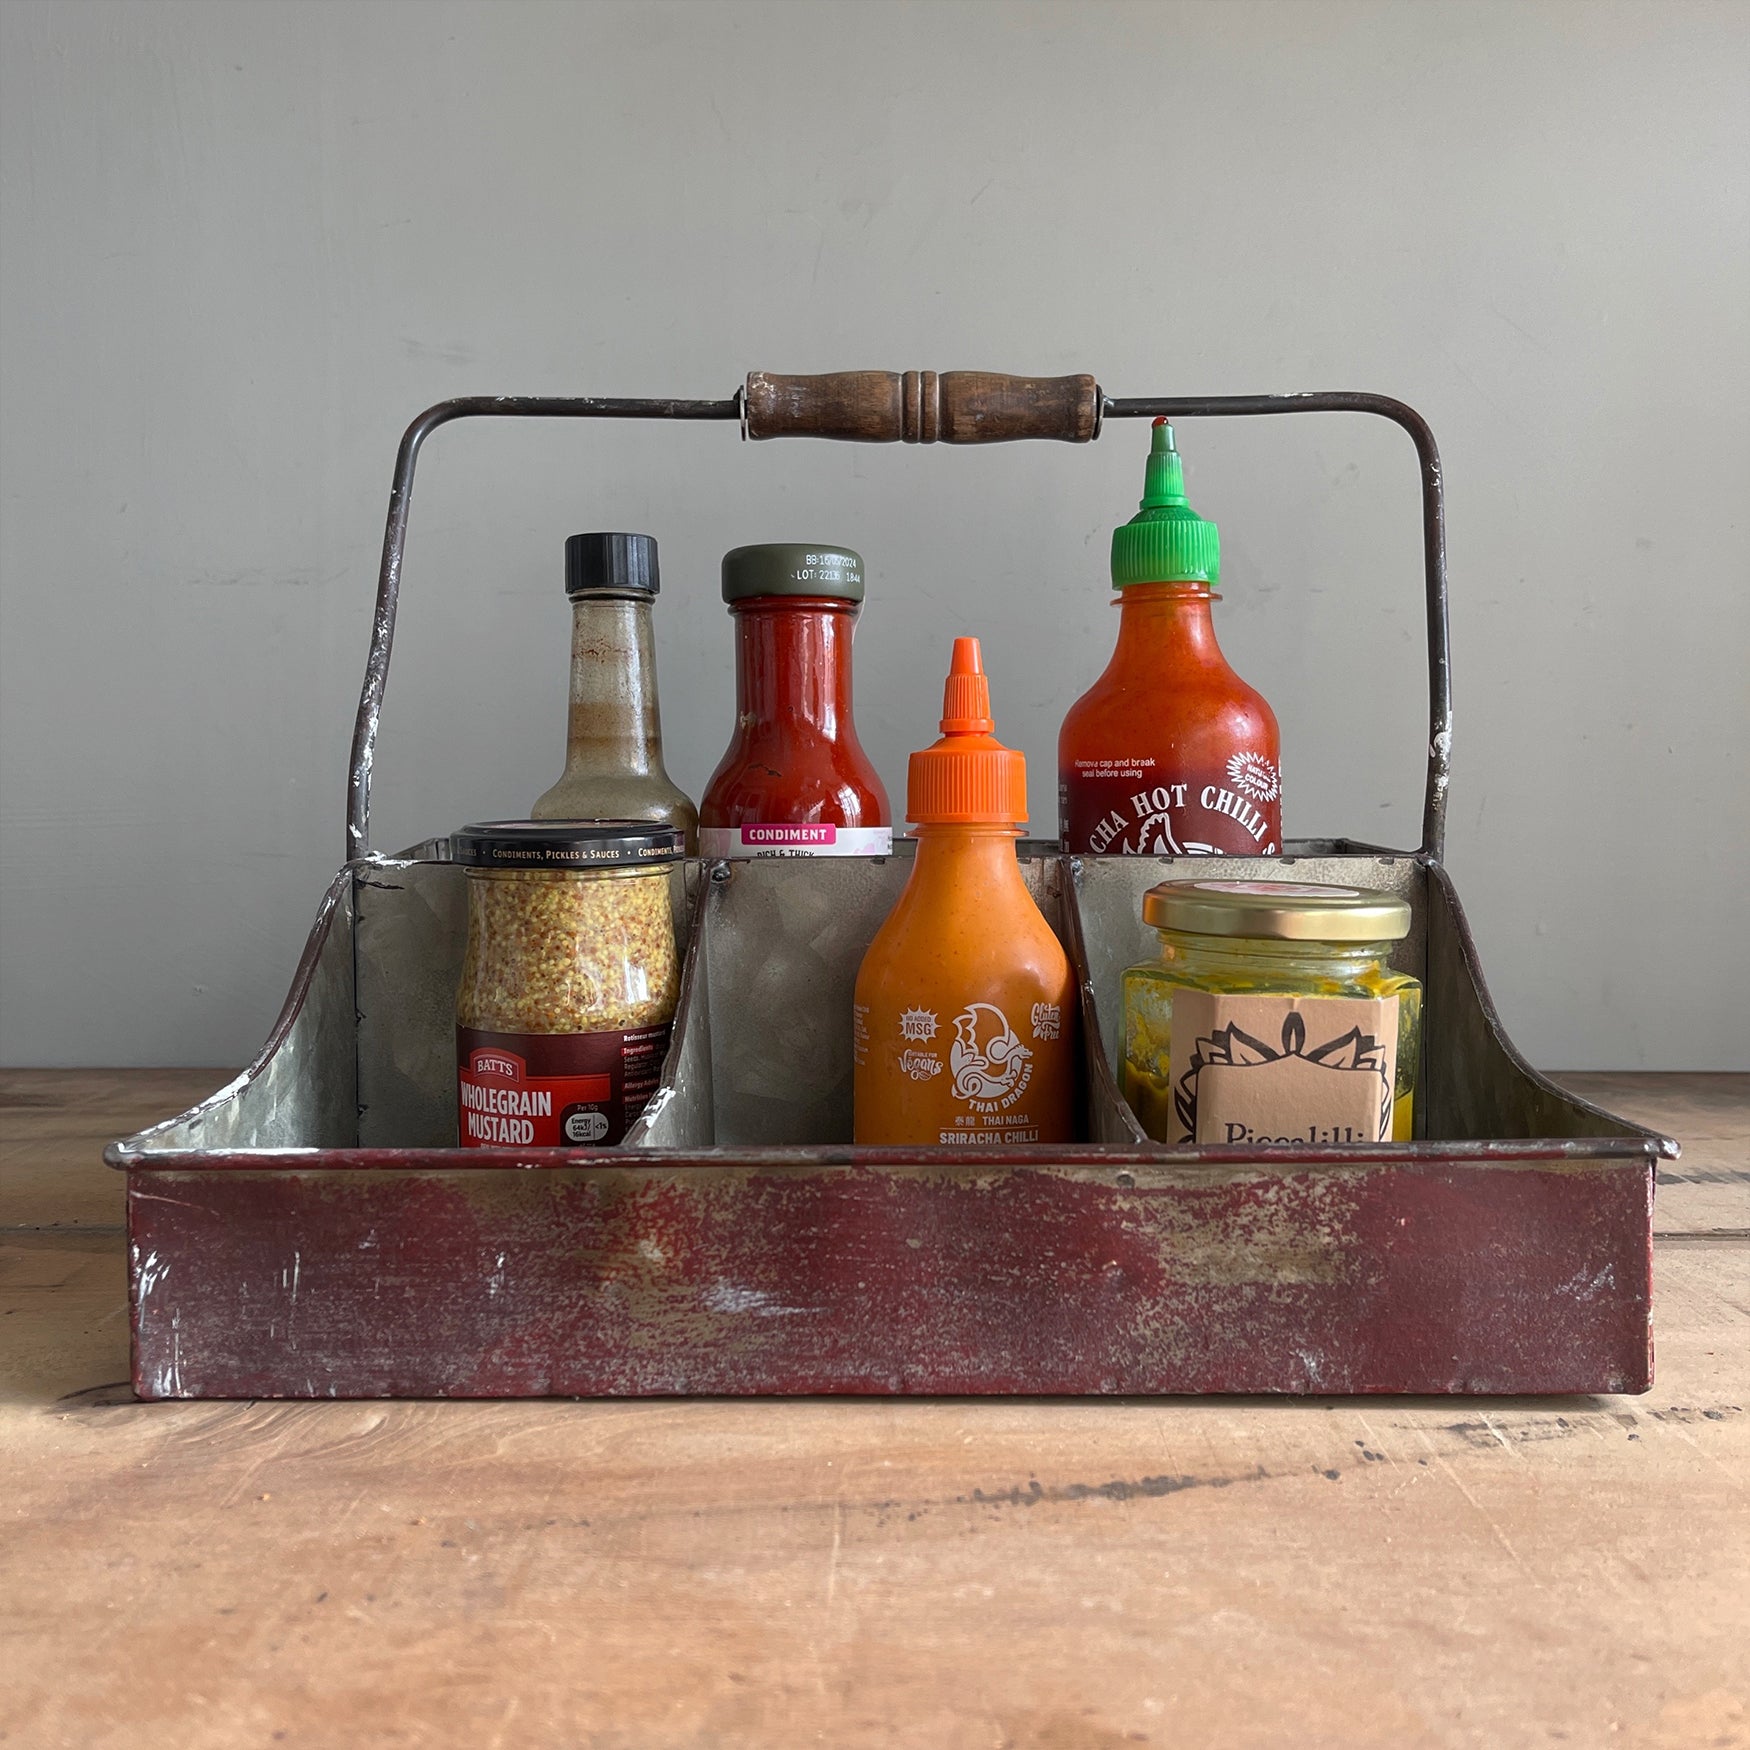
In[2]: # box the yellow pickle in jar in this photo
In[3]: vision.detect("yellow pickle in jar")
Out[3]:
[1121,879,1421,1146]
[453,821,683,1147]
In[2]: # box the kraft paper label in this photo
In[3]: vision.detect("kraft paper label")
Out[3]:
[1164,989,1398,1145]
[457,1024,671,1147]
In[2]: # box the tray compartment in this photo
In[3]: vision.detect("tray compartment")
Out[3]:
[644,847,1074,1148]
[114,847,1665,1400]
[1068,846,1427,1144]
[352,847,700,1148]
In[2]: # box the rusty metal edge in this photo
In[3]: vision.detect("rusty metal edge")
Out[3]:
[102,865,354,1167]
[1426,862,1679,1160]
[1062,855,1149,1145]
[123,1148,1655,1399]
[619,858,718,1145]
[113,1141,1661,1173]
[103,858,1677,1173]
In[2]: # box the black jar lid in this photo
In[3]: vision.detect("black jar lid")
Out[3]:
[721,543,863,603]
[566,532,659,596]
[452,820,685,869]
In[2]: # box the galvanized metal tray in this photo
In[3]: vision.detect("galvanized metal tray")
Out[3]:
[109,371,1676,1399]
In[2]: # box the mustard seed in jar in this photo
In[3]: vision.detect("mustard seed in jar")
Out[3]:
[454,821,683,1147]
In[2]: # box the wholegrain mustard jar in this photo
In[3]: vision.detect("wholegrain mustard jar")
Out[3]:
[1121,880,1421,1146]
[453,821,683,1147]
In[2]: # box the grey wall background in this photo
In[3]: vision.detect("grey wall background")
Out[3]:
[1,0,1745,1070]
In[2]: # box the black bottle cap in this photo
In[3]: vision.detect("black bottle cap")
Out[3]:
[565,532,659,596]
[452,820,685,868]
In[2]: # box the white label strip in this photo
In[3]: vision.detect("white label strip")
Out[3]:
[698,823,894,858]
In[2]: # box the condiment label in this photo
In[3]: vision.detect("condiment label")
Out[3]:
[1164,989,1398,1145]
[1060,754,1281,855]
[456,1024,671,1147]
[699,823,893,858]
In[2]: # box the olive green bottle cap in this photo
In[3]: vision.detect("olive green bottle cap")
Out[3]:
[721,543,864,604]
[1110,420,1221,587]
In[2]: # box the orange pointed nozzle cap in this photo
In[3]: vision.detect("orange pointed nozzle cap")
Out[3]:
[907,636,1027,826]
[939,635,994,734]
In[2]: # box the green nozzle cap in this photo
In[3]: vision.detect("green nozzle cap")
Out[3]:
[1110,420,1221,587]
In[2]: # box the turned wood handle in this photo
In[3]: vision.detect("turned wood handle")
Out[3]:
[744,370,1102,443]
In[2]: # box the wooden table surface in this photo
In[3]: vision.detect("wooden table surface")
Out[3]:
[3,1070,1745,1750]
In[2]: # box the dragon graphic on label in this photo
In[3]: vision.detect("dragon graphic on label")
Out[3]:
[949,1003,1034,1105]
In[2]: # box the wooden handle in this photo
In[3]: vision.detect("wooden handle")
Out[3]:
[744,370,1101,443]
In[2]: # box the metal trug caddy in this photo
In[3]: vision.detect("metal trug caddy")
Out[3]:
[109,369,1675,1399]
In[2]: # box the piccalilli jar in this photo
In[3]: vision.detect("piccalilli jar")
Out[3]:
[453,821,682,1147]
[1121,879,1421,1146]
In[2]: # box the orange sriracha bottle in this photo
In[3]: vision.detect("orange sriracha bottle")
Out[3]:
[853,638,1076,1147]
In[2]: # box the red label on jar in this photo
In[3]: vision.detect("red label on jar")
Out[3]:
[1060,756,1282,856]
[456,1024,672,1147]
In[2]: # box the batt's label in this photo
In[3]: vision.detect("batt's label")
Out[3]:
[698,822,893,858]
[456,1025,671,1147]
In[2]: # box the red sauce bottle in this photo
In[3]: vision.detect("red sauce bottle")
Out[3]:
[699,543,892,858]
[1059,422,1281,856]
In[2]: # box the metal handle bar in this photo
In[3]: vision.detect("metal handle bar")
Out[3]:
[348,384,1449,862]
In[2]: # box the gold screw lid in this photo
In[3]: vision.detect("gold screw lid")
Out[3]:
[1141,878,1411,942]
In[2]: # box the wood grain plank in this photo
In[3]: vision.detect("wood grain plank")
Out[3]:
[0,1067,229,1231]
[2,1243,1744,1749]
[1,1070,1745,1748]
